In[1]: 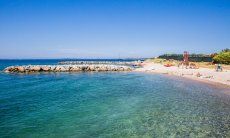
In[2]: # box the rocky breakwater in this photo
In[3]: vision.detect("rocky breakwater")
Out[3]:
[4,64,133,73]
[58,61,142,66]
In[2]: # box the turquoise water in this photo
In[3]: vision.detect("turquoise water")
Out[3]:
[0,60,230,137]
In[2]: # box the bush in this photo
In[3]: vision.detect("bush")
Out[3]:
[213,51,230,64]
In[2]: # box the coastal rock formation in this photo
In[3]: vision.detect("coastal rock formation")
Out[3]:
[4,65,133,73]
[58,61,143,66]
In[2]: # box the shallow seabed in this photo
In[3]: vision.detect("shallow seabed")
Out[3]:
[0,72,229,137]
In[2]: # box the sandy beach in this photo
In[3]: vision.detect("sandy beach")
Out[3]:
[135,61,230,87]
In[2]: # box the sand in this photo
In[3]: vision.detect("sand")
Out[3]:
[135,62,230,87]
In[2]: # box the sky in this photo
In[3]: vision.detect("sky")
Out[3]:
[0,0,229,59]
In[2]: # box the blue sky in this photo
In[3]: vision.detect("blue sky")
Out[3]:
[0,0,229,59]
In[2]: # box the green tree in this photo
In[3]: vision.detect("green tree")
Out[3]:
[213,50,230,64]
[221,48,230,52]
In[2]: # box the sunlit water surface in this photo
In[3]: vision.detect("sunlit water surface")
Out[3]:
[0,60,229,137]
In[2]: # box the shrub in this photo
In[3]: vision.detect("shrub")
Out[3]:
[213,51,230,64]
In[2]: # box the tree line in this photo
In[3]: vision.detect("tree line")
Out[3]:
[158,49,230,64]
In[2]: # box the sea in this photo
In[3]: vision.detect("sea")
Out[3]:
[0,59,229,137]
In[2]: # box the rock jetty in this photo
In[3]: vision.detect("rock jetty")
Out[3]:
[4,65,133,73]
[58,61,142,66]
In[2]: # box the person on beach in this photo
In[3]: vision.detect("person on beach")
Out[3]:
[216,64,223,72]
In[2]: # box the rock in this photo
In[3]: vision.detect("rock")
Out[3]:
[89,65,96,71]
[30,66,41,71]
[55,66,69,71]
[50,66,56,71]
[41,66,50,71]
[3,64,133,73]
[100,66,108,71]
[55,66,64,71]
[70,66,82,71]
[17,66,25,72]
[4,66,14,72]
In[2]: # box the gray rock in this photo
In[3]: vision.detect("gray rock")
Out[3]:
[3,64,133,73]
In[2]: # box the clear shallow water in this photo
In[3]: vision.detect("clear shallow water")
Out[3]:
[0,60,230,137]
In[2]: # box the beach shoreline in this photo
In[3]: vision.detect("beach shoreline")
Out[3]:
[135,61,230,88]
[3,61,230,89]
[139,70,229,88]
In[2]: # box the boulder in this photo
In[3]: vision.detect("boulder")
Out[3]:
[16,66,25,72]
[55,66,69,71]
[30,66,41,71]
[41,66,51,71]
[89,65,96,71]
[4,66,14,72]
[50,66,56,71]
